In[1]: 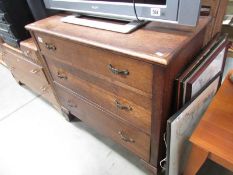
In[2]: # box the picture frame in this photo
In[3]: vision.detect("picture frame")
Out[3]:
[166,73,222,175]
[183,40,228,103]
[174,34,228,111]
[174,33,222,111]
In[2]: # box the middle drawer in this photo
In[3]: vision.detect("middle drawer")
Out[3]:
[45,57,152,134]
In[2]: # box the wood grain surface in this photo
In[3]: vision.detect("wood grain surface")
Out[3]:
[184,70,233,175]
[26,15,210,65]
[26,14,210,172]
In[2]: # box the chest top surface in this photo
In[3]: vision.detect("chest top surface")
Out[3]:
[26,14,210,66]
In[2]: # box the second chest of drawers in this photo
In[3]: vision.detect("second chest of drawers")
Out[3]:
[2,40,59,109]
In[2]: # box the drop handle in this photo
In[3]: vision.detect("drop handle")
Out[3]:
[57,72,68,80]
[45,43,56,51]
[108,64,129,75]
[115,100,132,111]
[118,131,135,143]
[30,69,40,74]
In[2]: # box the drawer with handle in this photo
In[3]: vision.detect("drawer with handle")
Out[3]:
[46,57,152,134]
[13,69,57,106]
[3,48,48,86]
[45,55,152,110]
[35,32,153,94]
[4,53,58,106]
[8,60,49,93]
[5,58,50,96]
[54,82,150,161]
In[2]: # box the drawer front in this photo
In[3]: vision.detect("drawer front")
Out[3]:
[11,65,58,107]
[7,58,58,107]
[3,49,48,86]
[44,56,152,110]
[35,32,153,94]
[46,57,151,134]
[11,64,49,94]
[54,82,150,161]
[20,44,41,65]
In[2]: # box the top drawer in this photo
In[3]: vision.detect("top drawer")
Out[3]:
[34,32,153,94]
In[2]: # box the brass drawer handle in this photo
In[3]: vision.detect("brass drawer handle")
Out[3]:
[108,64,129,75]
[45,43,56,51]
[67,100,77,108]
[40,86,48,92]
[115,100,132,111]
[30,69,40,74]
[57,72,68,80]
[118,131,135,143]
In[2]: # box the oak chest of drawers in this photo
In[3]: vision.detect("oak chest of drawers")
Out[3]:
[26,14,210,173]
[2,39,59,109]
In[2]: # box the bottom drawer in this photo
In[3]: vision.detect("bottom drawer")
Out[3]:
[54,82,150,161]
[12,69,57,107]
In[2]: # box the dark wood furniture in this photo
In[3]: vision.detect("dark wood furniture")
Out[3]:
[184,70,233,175]
[26,14,210,174]
[2,39,59,109]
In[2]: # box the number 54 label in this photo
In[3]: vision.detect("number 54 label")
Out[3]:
[151,8,161,16]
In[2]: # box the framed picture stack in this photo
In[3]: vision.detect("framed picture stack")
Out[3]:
[174,34,229,111]
[166,34,230,175]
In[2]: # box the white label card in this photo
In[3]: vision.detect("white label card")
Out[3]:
[151,8,161,16]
